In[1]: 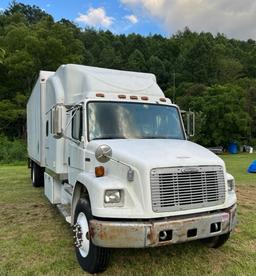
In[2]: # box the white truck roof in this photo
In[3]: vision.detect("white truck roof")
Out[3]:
[46,64,165,105]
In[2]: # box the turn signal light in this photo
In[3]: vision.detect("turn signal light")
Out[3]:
[95,166,105,177]
[159,98,166,102]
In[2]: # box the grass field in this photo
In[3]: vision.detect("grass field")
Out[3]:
[0,153,256,276]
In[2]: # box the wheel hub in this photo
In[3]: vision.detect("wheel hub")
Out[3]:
[73,224,83,248]
[73,212,90,257]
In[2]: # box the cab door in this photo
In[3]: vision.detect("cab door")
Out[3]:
[68,106,86,185]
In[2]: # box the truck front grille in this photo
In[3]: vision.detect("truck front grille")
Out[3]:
[150,166,225,212]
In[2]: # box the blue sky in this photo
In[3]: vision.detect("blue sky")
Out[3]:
[0,0,166,36]
[1,1,256,40]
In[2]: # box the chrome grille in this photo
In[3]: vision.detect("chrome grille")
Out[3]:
[151,166,225,212]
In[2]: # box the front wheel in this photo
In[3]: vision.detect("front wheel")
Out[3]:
[73,198,111,274]
[201,232,230,248]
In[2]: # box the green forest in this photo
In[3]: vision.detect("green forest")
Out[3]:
[0,2,256,161]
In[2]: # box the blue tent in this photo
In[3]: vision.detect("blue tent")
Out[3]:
[247,160,256,173]
[228,143,238,154]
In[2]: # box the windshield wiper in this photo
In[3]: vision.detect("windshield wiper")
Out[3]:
[92,136,126,140]
[141,136,170,139]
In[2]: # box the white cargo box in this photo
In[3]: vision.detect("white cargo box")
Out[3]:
[27,71,54,166]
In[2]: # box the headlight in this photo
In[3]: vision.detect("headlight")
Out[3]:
[104,190,123,204]
[227,179,235,191]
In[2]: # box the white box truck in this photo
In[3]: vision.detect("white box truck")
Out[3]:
[27,64,237,273]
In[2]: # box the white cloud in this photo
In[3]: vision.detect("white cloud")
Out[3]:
[46,4,51,8]
[75,7,114,28]
[120,0,256,40]
[125,14,138,24]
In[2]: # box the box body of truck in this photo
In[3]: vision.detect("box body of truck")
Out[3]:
[27,64,237,273]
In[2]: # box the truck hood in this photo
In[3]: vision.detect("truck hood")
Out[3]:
[88,139,225,170]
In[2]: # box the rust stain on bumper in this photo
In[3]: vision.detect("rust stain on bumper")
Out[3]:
[90,205,237,248]
[90,221,150,248]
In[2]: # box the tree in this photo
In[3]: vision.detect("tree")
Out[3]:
[183,36,218,84]
[199,85,250,146]
[0,3,256,147]
[84,49,94,66]
[126,34,148,58]
[245,87,256,143]
[98,47,116,68]
[0,4,85,138]
[245,48,256,78]
[1,14,85,95]
[4,1,50,24]
[127,49,146,72]
[148,55,166,88]
[0,97,26,138]
[0,48,5,63]
[217,58,243,84]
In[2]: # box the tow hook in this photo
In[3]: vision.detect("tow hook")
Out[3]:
[159,231,168,241]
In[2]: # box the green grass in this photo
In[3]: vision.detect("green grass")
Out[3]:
[0,154,255,276]
[221,153,256,186]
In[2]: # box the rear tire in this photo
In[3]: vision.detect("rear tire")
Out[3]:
[201,232,230,248]
[31,162,44,187]
[74,198,111,274]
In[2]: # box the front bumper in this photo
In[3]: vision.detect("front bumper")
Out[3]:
[90,205,237,248]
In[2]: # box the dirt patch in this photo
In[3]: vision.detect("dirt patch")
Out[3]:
[246,239,256,253]
[236,185,256,206]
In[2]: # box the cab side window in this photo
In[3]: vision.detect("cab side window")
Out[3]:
[72,107,83,141]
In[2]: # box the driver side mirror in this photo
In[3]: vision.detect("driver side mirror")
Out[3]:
[52,105,64,139]
[181,110,195,137]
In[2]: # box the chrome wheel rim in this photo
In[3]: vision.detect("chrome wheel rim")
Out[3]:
[75,212,90,257]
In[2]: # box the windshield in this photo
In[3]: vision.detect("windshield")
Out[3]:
[87,101,185,141]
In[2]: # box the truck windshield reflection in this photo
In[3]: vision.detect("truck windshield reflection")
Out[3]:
[88,102,185,141]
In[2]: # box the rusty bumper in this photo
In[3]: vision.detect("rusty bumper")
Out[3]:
[90,205,237,248]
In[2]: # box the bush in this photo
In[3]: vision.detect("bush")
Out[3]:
[0,136,27,163]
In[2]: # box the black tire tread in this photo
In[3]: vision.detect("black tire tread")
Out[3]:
[75,198,111,274]
[32,162,44,187]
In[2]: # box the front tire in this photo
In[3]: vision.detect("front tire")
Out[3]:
[201,232,230,248]
[74,198,111,274]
